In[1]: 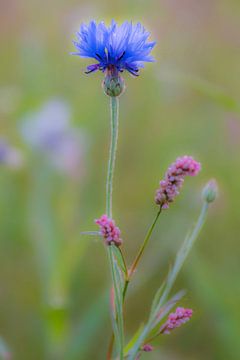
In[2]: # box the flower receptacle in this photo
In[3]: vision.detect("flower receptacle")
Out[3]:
[103,66,125,97]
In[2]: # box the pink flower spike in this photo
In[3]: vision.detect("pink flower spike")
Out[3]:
[155,156,201,209]
[95,214,122,247]
[160,307,193,334]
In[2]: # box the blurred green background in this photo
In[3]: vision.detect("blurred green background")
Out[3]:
[1,0,240,359]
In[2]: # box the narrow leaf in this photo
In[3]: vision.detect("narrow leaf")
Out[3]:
[124,324,144,355]
[112,245,127,276]
[108,246,124,360]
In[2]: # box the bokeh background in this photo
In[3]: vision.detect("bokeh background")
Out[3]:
[1,0,240,359]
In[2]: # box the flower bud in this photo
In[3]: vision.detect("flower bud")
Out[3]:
[102,66,125,97]
[202,179,218,203]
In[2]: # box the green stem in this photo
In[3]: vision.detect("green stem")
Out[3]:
[128,208,162,279]
[112,208,162,358]
[106,96,124,359]
[158,201,209,308]
[120,209,162,311]
[106,97,119,218]
[128,201,210,360]
[122,279,129,302]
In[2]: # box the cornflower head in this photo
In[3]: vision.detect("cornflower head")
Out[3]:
[155,155,201,209]
[160,307,193,335]
[72,20,156,96]
[95,214,122,247]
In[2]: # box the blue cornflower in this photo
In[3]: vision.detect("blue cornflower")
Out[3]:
[72,20,156,76]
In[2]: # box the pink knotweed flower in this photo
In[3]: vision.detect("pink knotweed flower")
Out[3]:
[155,156,201,209]
[142,344,154,352]
[160,307,193,334]
[95,214,122,246]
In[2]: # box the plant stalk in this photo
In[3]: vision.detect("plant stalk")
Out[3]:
[127,201,210,360]
[106,97,119,218]
[128,208,162,279]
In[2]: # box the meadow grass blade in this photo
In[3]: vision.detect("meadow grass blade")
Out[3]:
[157,201,209,309]
[127,200,209,359]
[124,324,144,356]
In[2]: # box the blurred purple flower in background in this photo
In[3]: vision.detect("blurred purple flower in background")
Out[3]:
[20,99,86,178]
[0,138,23,169]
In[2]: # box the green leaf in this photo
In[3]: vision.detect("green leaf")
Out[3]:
[150,282,165,319]
[124,324,144,356]
[158,202,209,308]
[108,246,124,360]
[127,201,209,360]
[148,290,185,340]
[111,245,128,277]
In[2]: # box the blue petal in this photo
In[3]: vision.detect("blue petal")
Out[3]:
[72,20,156,75]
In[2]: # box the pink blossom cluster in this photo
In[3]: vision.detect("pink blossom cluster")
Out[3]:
[142,344,153,352]
[95,214,122,246]
[155,156,201,209]
[161,307,193,334]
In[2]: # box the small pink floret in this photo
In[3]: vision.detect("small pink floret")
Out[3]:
[161,307,193,334]
[142,344,154,352]
[155,156,201,208]
[95,214,122,246]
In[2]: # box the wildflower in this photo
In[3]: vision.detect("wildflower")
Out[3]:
[142,344,153,352]
[95,214,122,246]
[160,307,193,334]
[202,179,218,203]
[155,156,201,209]
[72,20,156,96]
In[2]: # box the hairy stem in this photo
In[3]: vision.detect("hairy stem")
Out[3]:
[108,209,162,358]
[106,96,124,360]
[106,97,119,218]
